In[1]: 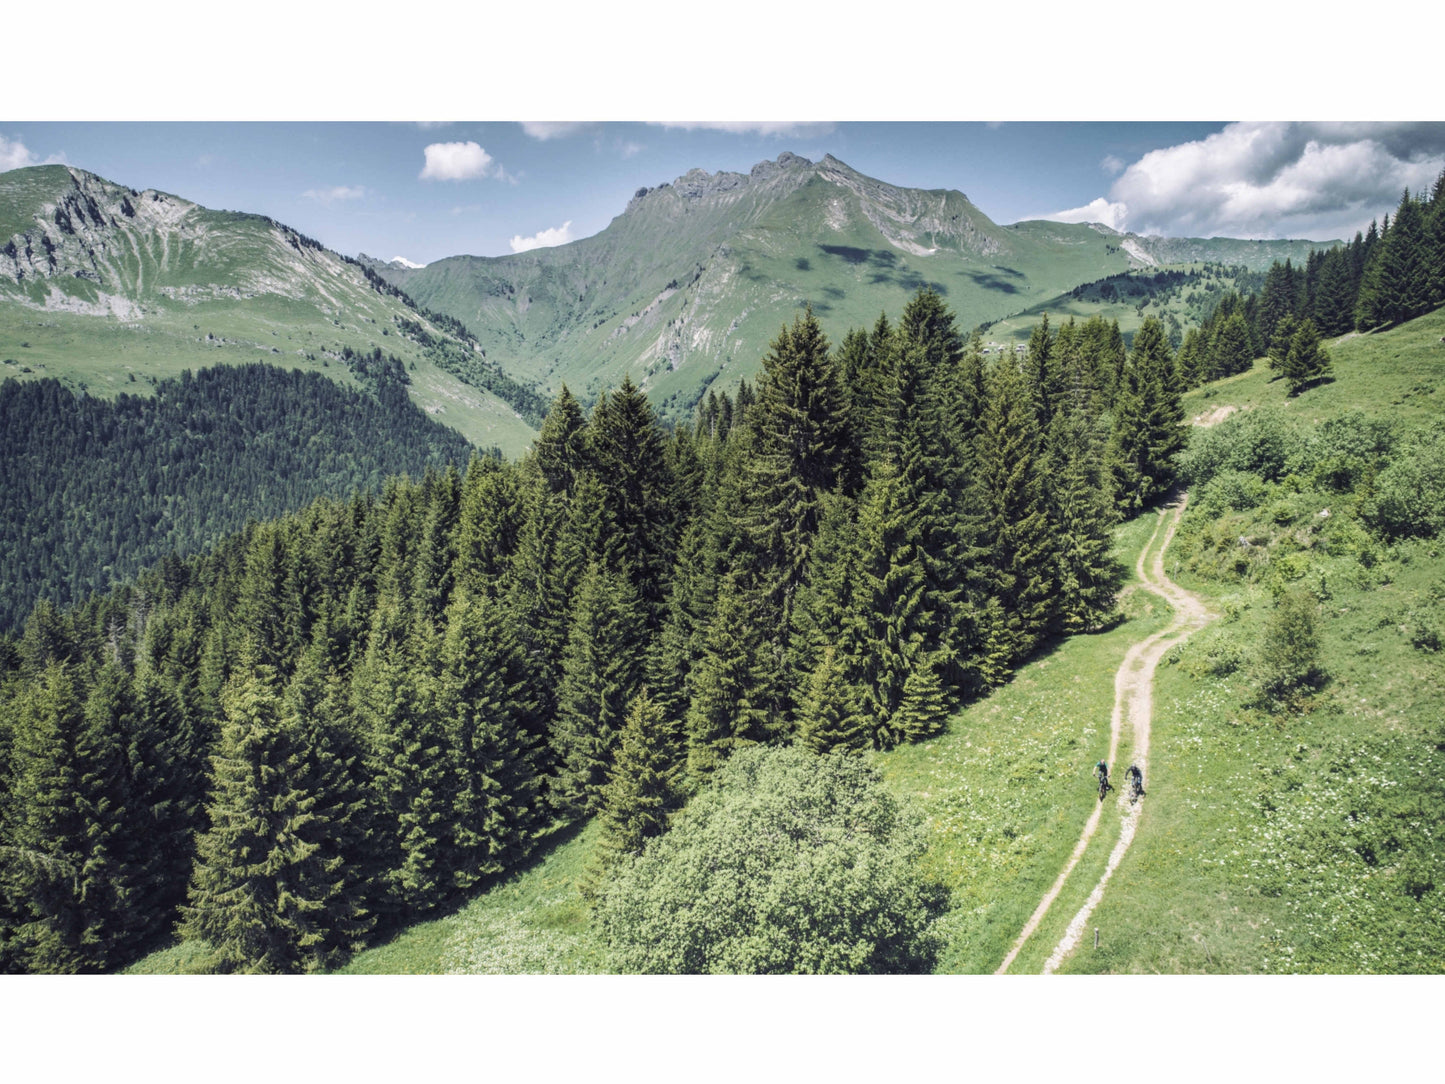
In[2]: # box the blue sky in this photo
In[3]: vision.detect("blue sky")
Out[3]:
[5,121,1443,265]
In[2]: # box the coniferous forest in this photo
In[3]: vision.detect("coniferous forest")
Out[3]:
[0,357,476,632]
[0,289,1190,973]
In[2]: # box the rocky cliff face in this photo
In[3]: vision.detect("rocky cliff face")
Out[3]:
[0,166,376,316]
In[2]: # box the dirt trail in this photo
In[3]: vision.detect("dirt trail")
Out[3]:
[995,494,1214,974]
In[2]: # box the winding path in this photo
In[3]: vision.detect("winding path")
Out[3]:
[995,494,1214,974]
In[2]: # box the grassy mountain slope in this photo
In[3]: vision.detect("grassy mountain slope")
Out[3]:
[0,166,539,456]
[381,153,1331,420]
[1062,311,1445,973]
[979,262,1268,346]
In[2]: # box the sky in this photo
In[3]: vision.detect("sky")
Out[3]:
[5,120,1443,266]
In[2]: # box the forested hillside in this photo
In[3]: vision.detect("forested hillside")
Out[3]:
[0,288,1188,974]
[0,359,474,631]
[0,166,542,454]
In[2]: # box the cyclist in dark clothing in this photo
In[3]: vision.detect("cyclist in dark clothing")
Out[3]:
[1095,760,1109,788]
[1125,763,1144,799]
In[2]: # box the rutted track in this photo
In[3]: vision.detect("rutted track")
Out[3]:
[995,494,1214,974]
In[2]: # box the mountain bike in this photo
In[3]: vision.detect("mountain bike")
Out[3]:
[1098,776,1111,802]
[1128,776,1143,803]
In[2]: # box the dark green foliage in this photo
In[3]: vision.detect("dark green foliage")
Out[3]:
[0,364,472,632]
[685,572,783,774]
[1209,310,1255,380]
[0,664,132,972]
[183,668,356,973]
[586,691,683,892]
[975,354,1056,664]
[1255,588,1323,707]
[552,563,647,815]
[1281,318,1333,396]
[745,308,854,608]
[1109,317,1186,512]
[595,745,943,974]
[435,591,543,889]
[795,646,869,754]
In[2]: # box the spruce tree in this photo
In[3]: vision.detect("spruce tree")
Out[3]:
[1283,318,1333,397]
[974,352,1056,666]
[435,591,543,890]
[685,571,781,776]
[795,646,869,754]
[586,691,683,893]
[2,664,131,972]
[184,667,346,973]
[551,562,647,815]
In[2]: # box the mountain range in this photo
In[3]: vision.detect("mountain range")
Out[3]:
[2,154,1333,444]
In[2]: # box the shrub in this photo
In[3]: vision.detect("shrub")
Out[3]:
[1179,406,1307,488]
[594,745,945,974]
[1362,431,1445,540]
[1255,587,1324,706]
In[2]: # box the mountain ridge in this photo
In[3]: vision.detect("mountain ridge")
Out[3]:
[373,152,1334,418]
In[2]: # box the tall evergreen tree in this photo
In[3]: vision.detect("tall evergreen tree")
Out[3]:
[586,691,683,893]
[551,562,647,815]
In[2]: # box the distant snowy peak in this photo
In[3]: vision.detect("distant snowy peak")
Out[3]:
[390,256,426,269]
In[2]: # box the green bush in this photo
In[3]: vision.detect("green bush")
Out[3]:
[594,745,945,974]
[1362,431,1445,540]
[1178,405,1308,488]
[1255,587,1324,706]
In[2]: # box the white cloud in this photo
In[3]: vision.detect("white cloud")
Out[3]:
[651,121,835,139]
[620,141,644,159]
[390,256,426,268]
[0,135,38,171]
[0,134,65,172]
[1100,154,1126,176]
[1047,197,1129,232]
[301,184,366,204]
[509,221,574,253]
[420,141,499,182]
[1044,122,1445,240]
[520,122,590,141]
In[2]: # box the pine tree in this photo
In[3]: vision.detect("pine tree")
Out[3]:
[795,645,869,754]
[1048,409,1124,635]
[745,307,853,616]
[1208,310,1254,380]
[893,653,951,743]
[1,664,132,972]
[551,562,647,815]
[586,376,676,628]
[532,384,589,496]
[685,571,781,776]
[975,354,1056,666]
[435,590,543,892]
[183,667,346,973]
[1282,318,1333,397]
[1109,317,1185,512]
[586,691,683,893]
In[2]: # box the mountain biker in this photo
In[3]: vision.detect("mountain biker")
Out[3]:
[1125,764,1143,794]
[1095,760,1109,789]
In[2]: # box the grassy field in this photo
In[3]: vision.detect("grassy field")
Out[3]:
[1056,311,1445,974]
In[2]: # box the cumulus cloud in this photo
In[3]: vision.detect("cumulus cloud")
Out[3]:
[420,141,501,182]
[520,122,590,141]
[651,121,836,139]
[1,134,66,172]
[301,185,366,204]
[1100,154,1126,176]
[509,221,574,253]
[0,135,38,172]
[1044,122,1445,240]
